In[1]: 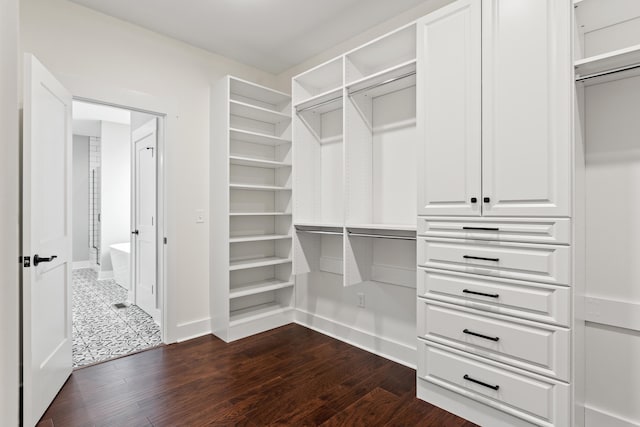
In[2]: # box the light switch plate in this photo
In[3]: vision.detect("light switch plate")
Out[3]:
[196,209,205,224]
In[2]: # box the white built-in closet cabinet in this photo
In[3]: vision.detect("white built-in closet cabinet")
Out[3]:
[208,0,640,425]
[416,1,573,426]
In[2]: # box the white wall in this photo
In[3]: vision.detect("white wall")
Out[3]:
[20,0,279,342]
[72,135,90,262]
[275,0,453,91]
[0,0,19,424]
[100,121,131,273]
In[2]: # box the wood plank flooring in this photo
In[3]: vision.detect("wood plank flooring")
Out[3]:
[38,324,477,426]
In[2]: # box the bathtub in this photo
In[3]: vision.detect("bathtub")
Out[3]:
[110,242,130,290]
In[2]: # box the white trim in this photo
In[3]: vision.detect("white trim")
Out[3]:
[585,296,640,332]
[72,260,90,270]
[585,406,640,427]
[294,309,416,368]
[175,318,211,342]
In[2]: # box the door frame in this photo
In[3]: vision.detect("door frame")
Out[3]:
[73,96,168,342]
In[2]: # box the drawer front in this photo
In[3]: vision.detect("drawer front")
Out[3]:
[418,301,570,380]
[417,238,570,285]
[418,217,570,245]
[418,342,570,427]
[418,269,570,326]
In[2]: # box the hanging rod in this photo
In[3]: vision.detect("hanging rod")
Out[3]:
[295,95,343,113]
[348,70,416,96]
[296,230,343,236]
[347,232,416,241]
[576,62,640,82]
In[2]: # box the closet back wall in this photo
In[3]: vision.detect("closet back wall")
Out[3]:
[20,0,278,342]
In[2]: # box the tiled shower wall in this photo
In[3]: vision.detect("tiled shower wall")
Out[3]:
[89,136,101,271]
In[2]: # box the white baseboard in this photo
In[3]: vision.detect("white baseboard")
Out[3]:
[294,309,416,368]
[72,260,90,270]
[586,406,640,427]
[175,317,211,343]
[97,270,113,280]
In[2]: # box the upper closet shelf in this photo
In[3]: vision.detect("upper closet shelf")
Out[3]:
[229,156,291,169]
[346,223,417,232]
[229,77,291,109]
[229,184,291,191]
[347,60,416,98]
[575,44,640,82]
[230,128,290,146]
[295,87,343,114]
[230,100,292,125]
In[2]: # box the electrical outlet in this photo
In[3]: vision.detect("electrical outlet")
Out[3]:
[357,293,365,308]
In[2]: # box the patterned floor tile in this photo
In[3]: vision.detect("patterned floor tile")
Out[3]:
[72,268,161,367]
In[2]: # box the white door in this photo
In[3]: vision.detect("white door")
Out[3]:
[481,0,571,217]
[417,0,482,216]
[133,119,159,322]
[22,54,73,426]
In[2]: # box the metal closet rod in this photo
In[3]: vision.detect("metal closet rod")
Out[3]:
[295,95,343,113]
[348,70,416,96]
[576,62,640,82]
[295,69,416,113]
[348,232,416,241]
[296,230,343,236]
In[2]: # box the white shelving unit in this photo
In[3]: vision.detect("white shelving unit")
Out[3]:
[292,23,418,289]
[211,75,294,342]
[574,2,640,426]
[574,0,640,83]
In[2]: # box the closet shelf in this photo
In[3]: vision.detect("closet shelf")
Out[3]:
[229,212,291,217]
[229,234,291,243]
[229,256,292,271]
[295,88,343,115]
[229,279,294,299]
[575,44,640,82]
[230,77,291,109]
[229,128,291,146]
[294,222,343,230]
[346,223,417,232]
[229,303,293,326]
[229,156,291,169]
[346,60,417,97]
[229,183,292,191]
[230,100,292,125]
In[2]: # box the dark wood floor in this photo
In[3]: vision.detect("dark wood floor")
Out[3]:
[38,324,477,426]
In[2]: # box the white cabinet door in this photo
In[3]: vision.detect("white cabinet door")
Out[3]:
[417,0,481,216]
[481,0,571,217]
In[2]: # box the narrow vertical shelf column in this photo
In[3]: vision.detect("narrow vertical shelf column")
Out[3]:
[210,76,294,342]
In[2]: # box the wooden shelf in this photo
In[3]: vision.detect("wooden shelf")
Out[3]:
[346,223,417,232]
[575,44,640,81]
[229,303,293,326]
[229,234,291,243]
[230,77,291,109]
[230,212,291,217]
[229,256,292,271]
[229,183,292,191]
[230,100,291,125]
[229,156,291,169]
[295,88,343,115]
[347,60,416,98]
[229,128,290,146]
[229,279,294,299]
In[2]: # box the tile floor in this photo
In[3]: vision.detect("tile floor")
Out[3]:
[72,268,162,367]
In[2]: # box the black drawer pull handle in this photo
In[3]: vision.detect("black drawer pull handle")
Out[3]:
[462,227,500,231]
[463,329,500,342]
[463,255,500,262]
[463,374,499,391]
[463,289,499,298]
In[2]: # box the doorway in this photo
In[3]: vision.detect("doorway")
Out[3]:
[70,100,164,367]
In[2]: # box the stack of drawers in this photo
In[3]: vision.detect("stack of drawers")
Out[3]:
[416,217,571,427]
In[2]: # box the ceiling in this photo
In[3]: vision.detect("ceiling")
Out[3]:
[68,0,429,74]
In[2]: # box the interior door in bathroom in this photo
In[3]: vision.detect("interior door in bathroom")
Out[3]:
[133,118,159,323]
